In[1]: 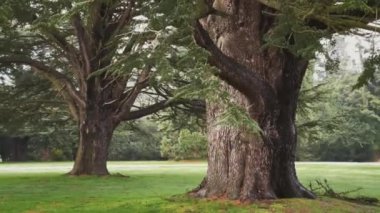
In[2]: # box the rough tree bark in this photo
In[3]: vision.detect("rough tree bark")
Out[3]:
[69,94,116,175]
[191,0,315,200]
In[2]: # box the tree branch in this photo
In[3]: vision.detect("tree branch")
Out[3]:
[119,98,206,122]
[193,20,277,110]
[0,55,85,111]
[118,100,169,121]
[257,0,281,10]
[104,0,135,42]
[40,27,79,58]
[72,14,92,75]
[38,27,86,88]
[114,69,151,121]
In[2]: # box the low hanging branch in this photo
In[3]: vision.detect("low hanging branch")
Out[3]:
[119,100,170,121]
[0,55,85,120]
[118,98,206,122]
[0,56,84,106]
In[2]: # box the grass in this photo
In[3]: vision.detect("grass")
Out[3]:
[0,161,379,212]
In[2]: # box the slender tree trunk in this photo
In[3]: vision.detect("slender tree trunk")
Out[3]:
[192,0,315,201]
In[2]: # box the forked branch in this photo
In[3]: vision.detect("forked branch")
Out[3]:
[193,20,277,110]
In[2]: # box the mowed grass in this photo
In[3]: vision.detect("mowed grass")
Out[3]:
[0,162,379,212]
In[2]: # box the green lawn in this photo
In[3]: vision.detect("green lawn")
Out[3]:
[0,162,379,212]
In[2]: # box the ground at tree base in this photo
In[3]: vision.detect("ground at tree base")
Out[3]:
[167,196,380,213]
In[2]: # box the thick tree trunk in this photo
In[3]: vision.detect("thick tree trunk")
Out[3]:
[202,95,277,200]
[69,112,114,176]
[69,86,116,176]
[192,0,315,201]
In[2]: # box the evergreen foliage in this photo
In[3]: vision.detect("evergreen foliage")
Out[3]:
[159,114,207,160]
[0,0,209,167]
[297,70,380,161]
[109,120,163,161]
[1,0,380,164]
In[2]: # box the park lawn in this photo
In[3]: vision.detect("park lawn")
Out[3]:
[0,162,379,212]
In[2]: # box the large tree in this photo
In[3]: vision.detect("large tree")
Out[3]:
[191,0,380,201]
[0,0,204,175]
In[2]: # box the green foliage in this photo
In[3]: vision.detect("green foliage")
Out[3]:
[0,69,78,161]
[266,0,379,59]
[159,114,207,160]
[0,72,70,135]
[297,70,380,162]
[109,120,162,161]
[1,0,379,165]
[27,131,77,161]
[355,54,380,89]
[50,148,66,161]
[264,1,326,58]
[0,0,210,164]
[177,130,207,158]
[266,9,326,58]
[161,129,207,160]
[217,105,262,135]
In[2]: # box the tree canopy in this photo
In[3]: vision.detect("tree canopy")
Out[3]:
[0,0,208,175]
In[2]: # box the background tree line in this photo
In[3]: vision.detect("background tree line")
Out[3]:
[1,63,379,162]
